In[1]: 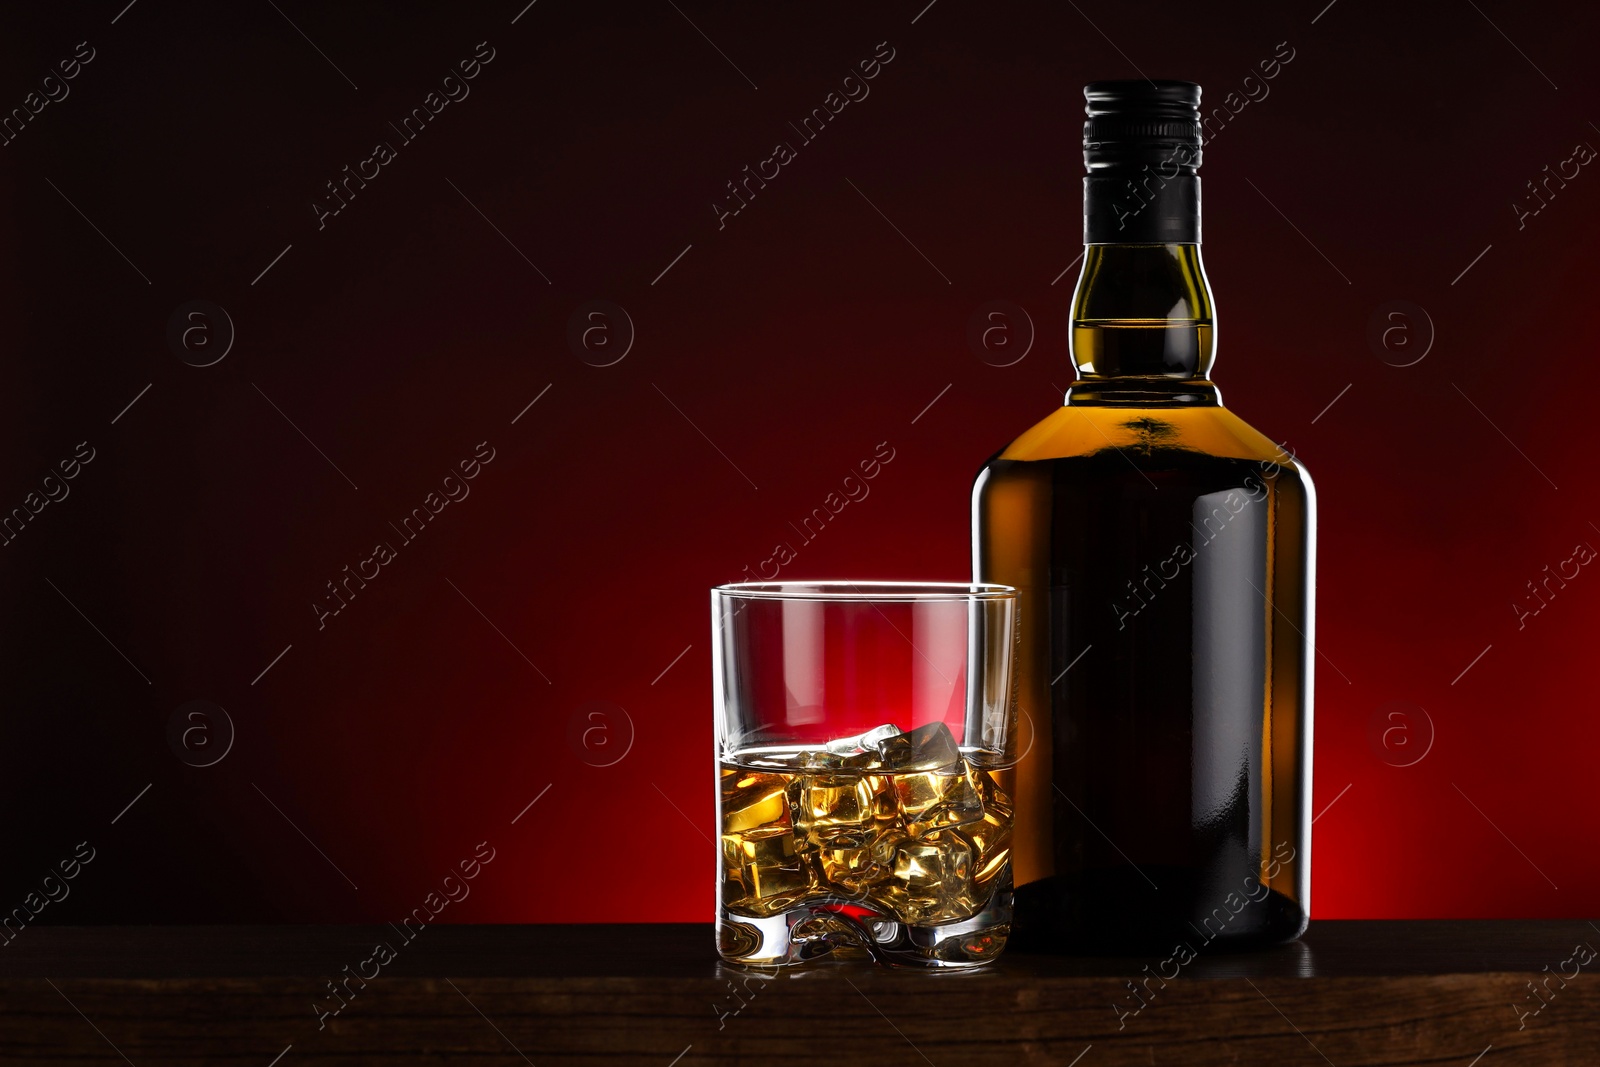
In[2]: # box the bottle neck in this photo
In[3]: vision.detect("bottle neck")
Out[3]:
[1067,242,1218,406]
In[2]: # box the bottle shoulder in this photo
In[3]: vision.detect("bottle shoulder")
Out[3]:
[990,400,1303,472]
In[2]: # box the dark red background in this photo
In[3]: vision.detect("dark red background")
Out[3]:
[1,0,1594,924]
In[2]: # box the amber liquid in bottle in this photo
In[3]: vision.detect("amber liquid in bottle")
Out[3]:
[973,160,1315,947]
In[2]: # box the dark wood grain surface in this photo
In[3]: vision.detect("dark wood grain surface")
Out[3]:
[3,921,1596,1064]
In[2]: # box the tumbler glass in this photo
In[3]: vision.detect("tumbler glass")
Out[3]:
[712,581,1019,968]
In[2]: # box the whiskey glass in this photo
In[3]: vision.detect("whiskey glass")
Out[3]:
[712,581,1018,968]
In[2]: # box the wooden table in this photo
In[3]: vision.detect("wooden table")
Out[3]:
[1,922,1594,1064]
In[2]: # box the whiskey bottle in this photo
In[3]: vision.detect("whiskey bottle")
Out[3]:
[972,80,1314,950]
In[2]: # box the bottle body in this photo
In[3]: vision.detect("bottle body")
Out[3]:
[973,396,1313,950]
[973,80,1314,950]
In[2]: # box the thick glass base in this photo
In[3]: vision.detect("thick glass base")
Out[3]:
[717,871,1013,969]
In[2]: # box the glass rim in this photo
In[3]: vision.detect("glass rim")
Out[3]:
[711,580,1016,602]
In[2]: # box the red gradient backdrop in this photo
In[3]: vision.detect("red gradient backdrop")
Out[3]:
[0,0,1595,924]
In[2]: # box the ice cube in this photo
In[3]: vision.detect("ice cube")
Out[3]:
[885,722,963,772]
[825,722,905,756]
[721,825,808,916]
[817,840,894,896]
[789,773,891,847]
[798,748,882,772]
[720,768,808,917]
[720,768,791,834]
[973,764,1014,819]
[788,765,899,896]
[801,723,909,771]
[869,828,904,869]
[957,766,1013,891]
[958,809,1013,894]
[872,730,913,767]
[876,830,976,924]
[798,749,848,771]
[893,763,985,836]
